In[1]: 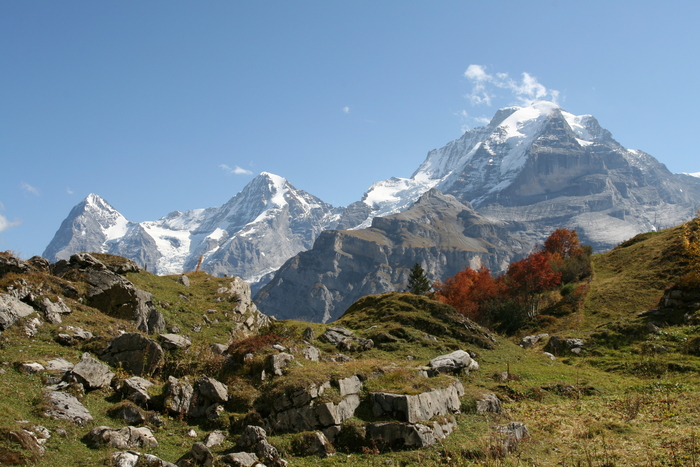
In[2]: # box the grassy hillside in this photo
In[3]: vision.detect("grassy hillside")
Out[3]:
[1,217,700,466]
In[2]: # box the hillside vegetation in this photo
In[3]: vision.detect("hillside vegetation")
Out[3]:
[0,217,699,466]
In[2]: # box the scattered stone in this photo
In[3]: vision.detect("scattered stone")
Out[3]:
[86,425,158,449]
[493,422,530,455]
[110,403,146,426]
[45,357,74,374]
[210,343,229,355]
[111,451,140,467]
[365,417,457,449]
[187,429,198,438]
[18,362,45,374]
[543,352,556,360]
[204,430,226,448]
[302,327,315,341]
[428,350,479,374]
[267,353,294,376]
[67,352,115,390]
[219,452,259,467]
[38,297,72,324]
[178,275,191,287]
[0,293,36,331]
[319,326,374,352]
[302,345,321,362]
[476,393,502,413]
[56,325,94,346]
[43,391,93,426]
[545,336,585,355]
[519,333,549,349]
[158,333,192,350]
[113,376,154,407]
[3,428,46,459]
[164,376,194,416]
[102,332,164,376]
[335,375,362,397]
[296,431,335,458]
[236,426,268,451]
[23,317,43,337]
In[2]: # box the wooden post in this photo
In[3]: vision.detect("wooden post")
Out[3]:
[195,255,204,273]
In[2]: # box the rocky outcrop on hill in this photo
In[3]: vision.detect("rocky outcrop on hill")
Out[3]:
[256,190,525,322]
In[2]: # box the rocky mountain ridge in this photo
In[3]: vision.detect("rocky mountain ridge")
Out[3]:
[256,189,526,323]
[44,101,700,315]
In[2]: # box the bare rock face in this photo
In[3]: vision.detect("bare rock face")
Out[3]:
[51,253,165,334]
[256,190,525,323]
[101,333,164,376]
[365,417,458,449]
[370,380,464,424]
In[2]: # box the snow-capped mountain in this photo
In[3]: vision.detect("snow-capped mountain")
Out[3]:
[43,194,131,262]
[43,173,342,290]
[348,100,700,250]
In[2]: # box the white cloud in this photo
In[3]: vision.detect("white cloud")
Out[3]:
[343,106,350,114]
[0,203,21,233]
[463,64,559,107]
[66,187,74,195]
[21,182,40,196]
[464,64,489,82]
[0,214,21,233]
[220,164,253,175]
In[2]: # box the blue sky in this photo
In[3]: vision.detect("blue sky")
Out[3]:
[1,1,699,258]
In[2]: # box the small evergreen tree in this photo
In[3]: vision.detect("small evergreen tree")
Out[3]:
[407,263,431,295]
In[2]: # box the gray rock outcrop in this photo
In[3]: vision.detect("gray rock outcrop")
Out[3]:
[256,190,526,323]
[365,416,457,449]
[319,326,374,351]
[102,332,164,376]
[370,380,464,424]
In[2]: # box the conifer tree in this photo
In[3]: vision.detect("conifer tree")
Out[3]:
[407,263,431,295]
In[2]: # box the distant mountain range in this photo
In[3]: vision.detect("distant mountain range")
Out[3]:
[44,100,700,319]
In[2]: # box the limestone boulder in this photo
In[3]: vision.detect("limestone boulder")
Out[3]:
[113,376,154,407]
[85,425,158,449]
[219,452,259,467]
[319,326,373,352]
[428,350,479,374]
[371,380,464,424]
[101,332,164,376]
[38,297,72,324]
[67,352,115,390]
[158,333,192,350]
[164,376,194,416]
[43,391,93,426]
[0,293,36,331]
[365,417,457,449]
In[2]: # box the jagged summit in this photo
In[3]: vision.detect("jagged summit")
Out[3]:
[43,173,342,288]
[43,194,130,262]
